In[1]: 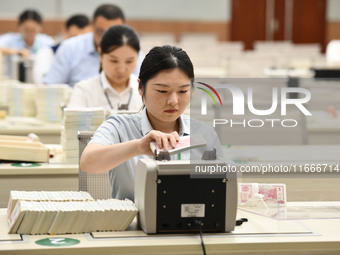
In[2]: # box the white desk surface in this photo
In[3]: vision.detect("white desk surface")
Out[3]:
[0,144,77,174]
[0,162,78,175]
[0,148,79,208]
[1,206,340,255]
[0,117,61,133]
[0,117,61,144]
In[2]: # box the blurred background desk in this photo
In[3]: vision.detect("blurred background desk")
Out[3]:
[224,145,340,201]
[307,111,340,144]
[308,125,340,144]
[0,117,61,144]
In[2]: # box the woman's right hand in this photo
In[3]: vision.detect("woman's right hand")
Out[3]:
[136,130,179,156]
[17,49,30,59]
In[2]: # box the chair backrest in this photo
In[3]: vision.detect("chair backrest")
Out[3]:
[78,131,112,199]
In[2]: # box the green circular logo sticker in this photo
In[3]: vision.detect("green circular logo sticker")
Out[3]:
[35,237,80,247]
[11,163,41,167]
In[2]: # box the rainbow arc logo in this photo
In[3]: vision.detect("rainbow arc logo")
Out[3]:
[196,82,222,106]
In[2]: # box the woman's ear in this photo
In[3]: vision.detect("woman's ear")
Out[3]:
[138,79,143,96]
[138,87,143,97]
[98,48,103,62]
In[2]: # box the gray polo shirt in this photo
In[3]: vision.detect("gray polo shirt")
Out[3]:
[89,108,223,200]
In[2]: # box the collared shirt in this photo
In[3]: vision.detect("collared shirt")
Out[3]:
[89,108,223,200]
[0,32,54,78]
[67,71,143,114]
[33,46,54,84]
[43,32,144,87]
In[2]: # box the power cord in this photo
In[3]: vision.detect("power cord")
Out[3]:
[236,218,248,226]
[191,218,248,255]
[193,220,207,255]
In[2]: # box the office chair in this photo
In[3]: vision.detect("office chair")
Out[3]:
[78,131,112,199]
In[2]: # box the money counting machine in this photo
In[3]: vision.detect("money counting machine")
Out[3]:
[135,157,237,234]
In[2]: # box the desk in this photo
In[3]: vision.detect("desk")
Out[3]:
[0,117,61,144]
[263,68,314,78]
[224,145,340,201]
[0,161,78,208]
[307,111,340,144]
[1,207,340,255]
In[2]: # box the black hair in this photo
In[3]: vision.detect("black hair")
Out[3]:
[138,45,195,93]
[93,4,125,23]
[100,24,140,54]
[18,9,42,25]
[66,14,90,29]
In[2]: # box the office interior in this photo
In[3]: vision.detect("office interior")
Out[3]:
[0,0,340,254]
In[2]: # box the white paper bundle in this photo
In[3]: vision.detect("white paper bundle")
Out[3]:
[8,84,36,117]
[61,107,105,163]
[35,85,72,122]
[8,197,138,234]
[0,79,20,105]
[7,190,94,218]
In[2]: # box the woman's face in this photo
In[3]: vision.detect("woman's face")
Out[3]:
[100,45,138,87]
[19,20,41,45]
[140,68,191,128]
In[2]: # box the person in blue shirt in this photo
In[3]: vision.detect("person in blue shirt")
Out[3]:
[43,4,144,87]
[33,14,91,84]
[80,45,223,200]
[0,9,54,78]
[54,14,91,53]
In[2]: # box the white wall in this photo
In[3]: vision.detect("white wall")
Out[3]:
[2,0,339,23]
[0,0,231,21]
[327,0,340,21]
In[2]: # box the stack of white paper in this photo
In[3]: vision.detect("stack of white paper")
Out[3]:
[7,190,94,217]
[60,107,105,163]
[8,84,36,117]
[35,85,72,122]
[7,196,138,234]
[0,79,19,106]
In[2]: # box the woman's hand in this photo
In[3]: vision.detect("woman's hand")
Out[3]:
[136,130,180,156]
[17,49,30,59]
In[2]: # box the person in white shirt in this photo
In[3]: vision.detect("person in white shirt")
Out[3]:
[67,24,143,114]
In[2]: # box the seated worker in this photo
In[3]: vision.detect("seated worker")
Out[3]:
[67,24,143,113]
[0,9,54,78]
[80,45,223,201]
[33,14,91,84]
[43,4,144,87]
